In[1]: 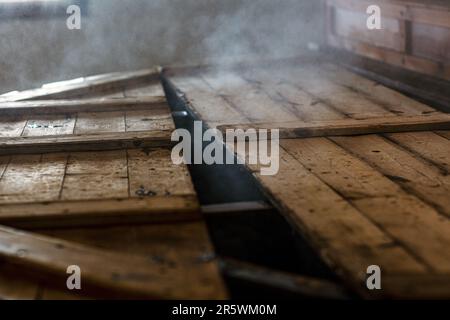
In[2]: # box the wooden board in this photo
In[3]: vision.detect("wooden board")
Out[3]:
[0,223,227,299]
[0,131,174,155]
[0,97,167,115]
[0,148,199,228]
[0,88,175,154]
[0,68,161,102]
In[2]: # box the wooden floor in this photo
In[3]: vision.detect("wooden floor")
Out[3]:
[0,70,227,299]
[166,59,450,298]
[1,58,449,299]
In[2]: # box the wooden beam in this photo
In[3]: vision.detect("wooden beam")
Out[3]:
[0,130,173,155]
[218,114,450,139]
[0,225,221,299]
[220,257,350,299]
[0,196,200,229]
[0,97,168,115]
[0,68,161,102]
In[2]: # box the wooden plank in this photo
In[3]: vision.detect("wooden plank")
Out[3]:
[0,196,200,229]
[40,221,227,299]
[281,138,450,273]
[0,68,161,102]
[0,224,227,299]
[332,135,450,218]
[201,201,272,215]
[218,114,450,139]
[0,97,168,115]
[220,257,350,299]
[0,130,173,155]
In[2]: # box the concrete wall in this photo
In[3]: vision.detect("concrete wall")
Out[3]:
[0,0,323,93]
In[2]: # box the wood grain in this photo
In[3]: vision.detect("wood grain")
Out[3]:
[218,114,450,139]
[0,130,173,155]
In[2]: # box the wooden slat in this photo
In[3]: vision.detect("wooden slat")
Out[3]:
[0,68,161,102]
[0,196,200,229]
[0,97,167,115]
[41,221,227,299]
[218,114,450,139]
[220,257,350,299]
[0,224,227,299]
[0,130,173,155]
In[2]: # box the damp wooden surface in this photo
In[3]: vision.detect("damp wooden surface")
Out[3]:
[167,61,450,298]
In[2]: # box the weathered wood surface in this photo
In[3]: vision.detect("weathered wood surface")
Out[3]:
[0,223,227,299]
[168,62,450,298]
[218,114,450,139]
[0,131,173,155]
[0,97,167,115]
[0,148,198,228]
[0,68,161,102]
